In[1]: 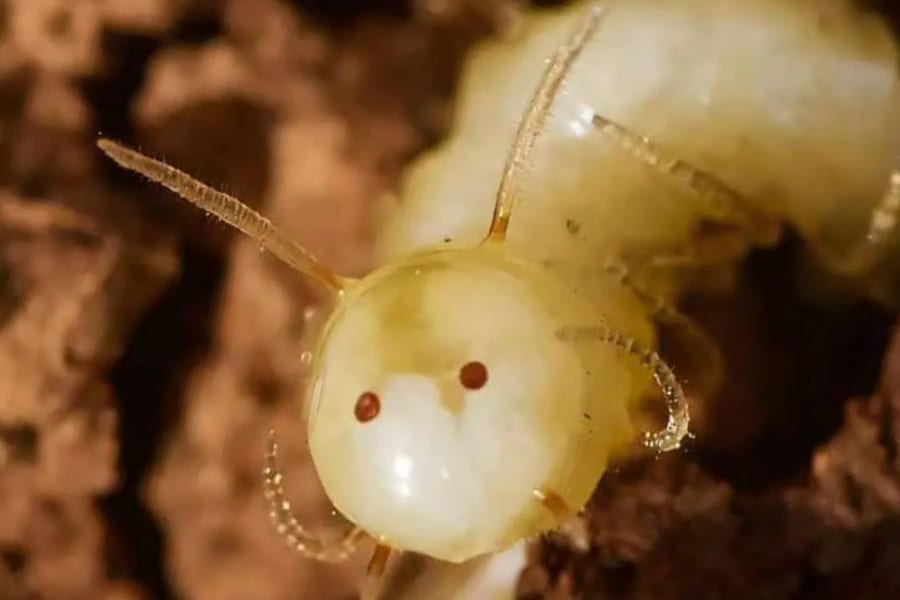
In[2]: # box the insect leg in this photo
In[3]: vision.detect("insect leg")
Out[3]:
[360,544,394,600]
[620,224,753,274]
[814,167,900,275]
[602,255,723,398]
[591,114,781,246]
[97,139,349,293]
[263,431,365,562]
[487,2,605,241]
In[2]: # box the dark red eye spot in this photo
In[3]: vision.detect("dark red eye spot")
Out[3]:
[459,361,488,390]
[354,391,381,423]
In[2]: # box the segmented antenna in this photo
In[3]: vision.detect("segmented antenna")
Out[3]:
[97,139,347,292]
[263,431,364,562]
[602,255,723,396]
[488,3,605,241]
[558,324,690,452]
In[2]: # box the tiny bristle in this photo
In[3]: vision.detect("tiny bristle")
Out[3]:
[97,138,131,166]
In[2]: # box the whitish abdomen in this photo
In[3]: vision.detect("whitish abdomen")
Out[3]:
[378,0,900,295]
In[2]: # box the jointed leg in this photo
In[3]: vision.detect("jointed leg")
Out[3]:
[602,255,724,398]
[591,114,781,246]
[867,170,900,247]
[599,224,757,401]
[361,544,394,600]
[817,168,900,274]
[263,431,365,562]
[618,224,753,275]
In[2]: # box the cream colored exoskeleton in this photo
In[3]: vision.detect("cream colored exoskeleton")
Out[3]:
[387,0,900,303]
[97,0,900,593]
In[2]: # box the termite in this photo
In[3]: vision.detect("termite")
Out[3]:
[96,0,900,591]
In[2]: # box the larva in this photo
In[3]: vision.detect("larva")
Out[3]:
[95,0,900,591]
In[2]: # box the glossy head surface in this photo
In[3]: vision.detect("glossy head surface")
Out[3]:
[306,247,634,562]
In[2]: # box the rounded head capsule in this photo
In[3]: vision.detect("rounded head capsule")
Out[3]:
[306,247,635,562]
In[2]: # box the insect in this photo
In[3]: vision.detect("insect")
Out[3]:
[97,0,900,590]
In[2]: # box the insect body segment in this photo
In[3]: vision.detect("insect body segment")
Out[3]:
[381,0,900,305]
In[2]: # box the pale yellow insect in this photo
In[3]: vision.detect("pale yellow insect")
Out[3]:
[96,0,900,590]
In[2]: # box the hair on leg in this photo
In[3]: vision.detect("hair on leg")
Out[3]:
[602,255,724,398]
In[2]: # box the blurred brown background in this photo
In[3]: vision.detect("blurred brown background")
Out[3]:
[2,1,900,599]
